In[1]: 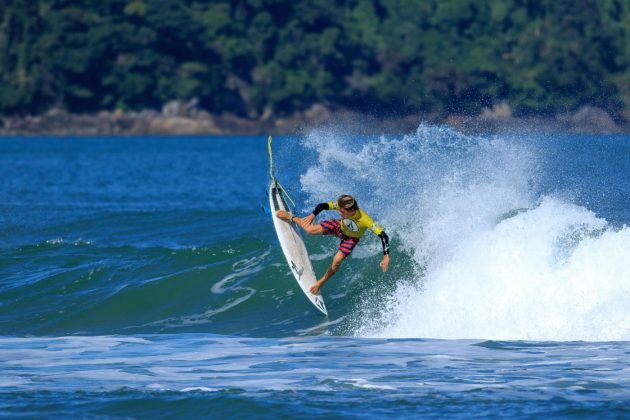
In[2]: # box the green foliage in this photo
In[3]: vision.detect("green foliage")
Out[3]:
[1,0,629,118]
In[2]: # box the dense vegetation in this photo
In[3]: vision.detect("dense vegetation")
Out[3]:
[1,0,629,119]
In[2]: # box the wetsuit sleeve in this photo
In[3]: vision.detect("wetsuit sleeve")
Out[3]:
[378,231,390,255]
[312,202,335,216]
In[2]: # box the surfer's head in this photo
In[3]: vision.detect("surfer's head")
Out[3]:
[337,194,358,212]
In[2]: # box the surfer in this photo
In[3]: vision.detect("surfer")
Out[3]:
[276,194,390,294]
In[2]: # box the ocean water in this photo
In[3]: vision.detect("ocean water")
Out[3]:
[0,128,629,418]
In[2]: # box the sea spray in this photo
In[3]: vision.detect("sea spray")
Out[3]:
[300,124,536,261]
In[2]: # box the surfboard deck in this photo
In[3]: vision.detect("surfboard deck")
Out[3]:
[269,182,327,315]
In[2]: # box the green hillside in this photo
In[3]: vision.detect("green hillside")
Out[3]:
[1,0,629,120]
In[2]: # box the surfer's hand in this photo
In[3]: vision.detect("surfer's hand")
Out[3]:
[380,255,390,272]
[310,283,321,294]
[303,214,315,226]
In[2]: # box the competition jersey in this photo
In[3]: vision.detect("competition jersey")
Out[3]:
[325,201,383,239]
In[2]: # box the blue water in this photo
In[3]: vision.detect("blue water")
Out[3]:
[1,129,629,417]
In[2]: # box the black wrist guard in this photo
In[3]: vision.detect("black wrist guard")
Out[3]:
[378,232,390,255]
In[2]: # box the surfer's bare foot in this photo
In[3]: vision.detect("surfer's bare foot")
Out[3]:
[276,210,293,222]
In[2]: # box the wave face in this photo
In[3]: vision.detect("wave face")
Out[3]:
[299,126,630,341]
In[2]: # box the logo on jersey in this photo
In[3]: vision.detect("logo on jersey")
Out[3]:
[342,219,359,232]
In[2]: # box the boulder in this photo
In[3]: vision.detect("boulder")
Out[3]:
[557,106,621,133]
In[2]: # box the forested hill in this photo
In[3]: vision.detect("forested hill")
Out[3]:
[1,0,629,121]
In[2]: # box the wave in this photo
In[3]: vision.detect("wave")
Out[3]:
[299,124,630,341]
[3,129,628,341]
[0,234,388,337]
[0,238,275,335]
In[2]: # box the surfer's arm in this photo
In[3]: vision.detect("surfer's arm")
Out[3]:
[378,231,390,255]
[298,203,331,226]
[365,215,388,254]
[378,231,390,272]
[364,213,390,270]
[312,202,335,216]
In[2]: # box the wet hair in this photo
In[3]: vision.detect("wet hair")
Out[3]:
[337,194,358,211]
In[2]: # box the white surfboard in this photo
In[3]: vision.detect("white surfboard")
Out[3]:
[269,181,327,315]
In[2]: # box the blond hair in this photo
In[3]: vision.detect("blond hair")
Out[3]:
[337,194,358,211]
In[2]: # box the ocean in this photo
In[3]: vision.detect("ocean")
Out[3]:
[0,127,629,418]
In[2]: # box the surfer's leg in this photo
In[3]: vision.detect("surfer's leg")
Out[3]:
[310,250,346,294]
[318,219,340,237]
[339,237,360,256]
[296,218,324,235]
[275,210,293,221]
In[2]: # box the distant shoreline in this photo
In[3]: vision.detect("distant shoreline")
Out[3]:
[1,104,628,136]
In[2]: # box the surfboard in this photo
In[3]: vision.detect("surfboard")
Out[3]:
[269,181,328,315]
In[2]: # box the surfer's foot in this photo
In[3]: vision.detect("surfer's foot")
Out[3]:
[276,210,294,222]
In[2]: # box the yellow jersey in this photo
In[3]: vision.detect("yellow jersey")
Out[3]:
[325,201,384,239]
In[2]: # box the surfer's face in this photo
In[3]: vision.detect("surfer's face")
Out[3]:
[339,207,357,219]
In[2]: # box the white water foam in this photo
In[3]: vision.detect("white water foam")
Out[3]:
[300,124,630,341]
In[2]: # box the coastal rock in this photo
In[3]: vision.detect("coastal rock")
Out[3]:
[148,116,221,135]
[304,103,332,125]
[481,102,513,119]
[447,114,496,133]
[161,99,200,117]
[1,105,628,136]
[557,106,621,133]
[270,104,332,134]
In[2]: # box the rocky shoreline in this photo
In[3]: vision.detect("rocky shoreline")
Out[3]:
[1,102,627,136]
